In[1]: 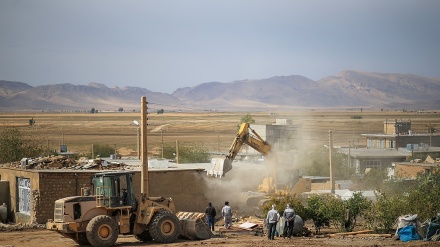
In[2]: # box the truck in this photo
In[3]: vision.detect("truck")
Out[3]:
[47,96,210,246]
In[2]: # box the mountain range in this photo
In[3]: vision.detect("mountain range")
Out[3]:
[1,70,440,112]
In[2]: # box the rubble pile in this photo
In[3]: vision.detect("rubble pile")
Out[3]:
[0,222,46,232]
[2,156,131,171]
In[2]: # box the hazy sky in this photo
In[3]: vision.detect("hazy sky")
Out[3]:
[1,1,439,93]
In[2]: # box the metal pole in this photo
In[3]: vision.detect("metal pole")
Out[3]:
[161,130,164,158]
[141,96,149,196]
[176,140,179,164]
[137,127,140,160]
[348,140,351,168]
[329,130,335,193]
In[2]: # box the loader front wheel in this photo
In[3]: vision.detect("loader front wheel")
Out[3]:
[86,215,118,247]
[149,210,179,243]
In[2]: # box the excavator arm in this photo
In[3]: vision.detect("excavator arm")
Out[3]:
[207,123,271,177]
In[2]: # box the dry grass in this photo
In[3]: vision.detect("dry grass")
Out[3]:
[0,110,439,156]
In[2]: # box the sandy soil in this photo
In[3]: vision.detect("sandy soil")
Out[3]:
[0,228,438,247]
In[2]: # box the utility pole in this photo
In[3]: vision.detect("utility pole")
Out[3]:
[141,96,149,196]
[329,130,335,194]
[348,140,351,168]
[137,126,140,160]
[176,140,179,164]
[161,130,164,158]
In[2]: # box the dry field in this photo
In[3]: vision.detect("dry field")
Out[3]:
[0,110,439,157]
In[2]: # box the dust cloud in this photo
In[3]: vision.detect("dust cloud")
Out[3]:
[202,160,268,215]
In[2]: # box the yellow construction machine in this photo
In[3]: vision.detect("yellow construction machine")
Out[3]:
[47,97,211,247]
[208,123,301,208]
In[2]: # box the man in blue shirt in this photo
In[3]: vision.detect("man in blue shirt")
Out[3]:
[266,204,279,240]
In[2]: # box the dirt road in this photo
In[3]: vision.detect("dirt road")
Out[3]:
[0,229,438,247]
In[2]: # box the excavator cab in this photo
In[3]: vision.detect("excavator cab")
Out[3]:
[91,171,136,208]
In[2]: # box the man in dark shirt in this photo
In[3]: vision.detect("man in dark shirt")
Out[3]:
[205,202,217,231]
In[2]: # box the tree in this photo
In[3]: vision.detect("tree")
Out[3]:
[118,108,124,112]
[29,118,36,126]
[161,144,210,163]
[157,109,164,114]
[240,114,255,124]
[0,127,23,163]
[90,108,96,114]
[0,127,53,163]
[296,145,353,179]
[344,192,372,231]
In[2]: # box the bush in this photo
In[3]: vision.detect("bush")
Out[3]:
[363,192,406,233]
[344,192,372,231]
[162,144,211,163]
[89,144,115,158]
[262,193,306,220]
[406,166,440,220]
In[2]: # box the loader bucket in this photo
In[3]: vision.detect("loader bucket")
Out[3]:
[207,158,232,177]
[176,212,213,240]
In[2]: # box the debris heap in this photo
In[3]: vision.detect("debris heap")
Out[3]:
[2,156,130,170]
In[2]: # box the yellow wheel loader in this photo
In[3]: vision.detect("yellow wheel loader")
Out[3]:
[47,171,211,246]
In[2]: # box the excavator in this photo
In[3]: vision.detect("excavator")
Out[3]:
[47,97,211,247]
[207,122,299,198]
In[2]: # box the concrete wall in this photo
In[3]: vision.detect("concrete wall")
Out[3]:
[0,167,208,224]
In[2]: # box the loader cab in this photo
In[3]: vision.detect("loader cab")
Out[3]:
[91,171,136,209]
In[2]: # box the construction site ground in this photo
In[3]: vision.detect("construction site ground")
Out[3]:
[1,223,438,247]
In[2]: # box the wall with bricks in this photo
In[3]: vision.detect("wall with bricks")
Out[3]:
[37,171,97,223]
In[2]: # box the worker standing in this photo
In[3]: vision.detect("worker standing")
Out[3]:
[283,203,296,238]
[221,201,232,229]
[205,202,217,231]
[266,204,279,240]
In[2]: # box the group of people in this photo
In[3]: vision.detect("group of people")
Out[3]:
[204,201,232,231]
[205,201,296,241]
[266,203,296,240]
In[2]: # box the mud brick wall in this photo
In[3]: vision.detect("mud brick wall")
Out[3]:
[311,181,341,191]
[37,171,97,223]
[145,169,208,212]
[394,164,430,179]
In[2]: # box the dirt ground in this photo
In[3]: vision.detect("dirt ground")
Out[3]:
[0,228,439,247]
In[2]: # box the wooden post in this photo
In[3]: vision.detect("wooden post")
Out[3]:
[141,96,149,196]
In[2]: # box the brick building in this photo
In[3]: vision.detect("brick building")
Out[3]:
[362,119,440,149]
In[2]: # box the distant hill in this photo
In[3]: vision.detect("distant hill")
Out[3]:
[1,70,440,112]
[172,71,440,110]
[0,81,186,112]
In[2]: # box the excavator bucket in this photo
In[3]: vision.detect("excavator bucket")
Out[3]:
[176,212,213,240]
[207,157,232,177]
